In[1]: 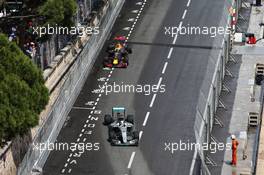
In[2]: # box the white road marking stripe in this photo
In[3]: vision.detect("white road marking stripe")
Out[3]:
[72,106,93,110]
[139,131,143,140]
[149,94,157,108]
[83,138,87,142]
[96,98,100,102]
[67,158,70,162]
[172,22,182,45]
[64,163,68,167]
[99,94,102,97]
[182,9,187,19]
[187,0,191,7]
[81,129,85,133]
[162,62,168,74]
[189,149,197,175]
[79,133,83,137]
[127,152,136,168]
[95,102,98,106]
[77,138,80,142]
[68,169,72,173]
[167,47,173,59]
[90,111,93,114]
[61,169,65,173]
[143,112,150,126]
[157,77,163,89]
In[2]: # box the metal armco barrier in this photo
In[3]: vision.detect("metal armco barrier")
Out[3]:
[17,0,124,174]
[193,0,242,174]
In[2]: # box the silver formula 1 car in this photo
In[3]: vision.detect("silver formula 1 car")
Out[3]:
[103,107,139,146]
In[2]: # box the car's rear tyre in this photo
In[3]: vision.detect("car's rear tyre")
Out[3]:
[109,129,115,139]
[123,56,129,66]
[127,47,132,54]
[126,115,134,124]
[104,114,113,125]
[133,131,139,140]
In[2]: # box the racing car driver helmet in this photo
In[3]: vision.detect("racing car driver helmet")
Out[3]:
[115,43,123,50]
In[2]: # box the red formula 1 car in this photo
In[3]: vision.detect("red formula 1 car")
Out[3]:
[103,36,132,68]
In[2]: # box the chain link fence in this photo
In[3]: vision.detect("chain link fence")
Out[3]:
[193,0,244,174]
[17,0,124,174]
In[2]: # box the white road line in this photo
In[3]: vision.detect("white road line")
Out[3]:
[61,169,65,173]
[67,158,70,162]
[83,138,87,142]
[157,77,163,89]
[149,94,157,108]
[139,131,143,140]
[108,74,111,78]
[72,106,93,110]
[84,124,87,128]
[88,115,91,118]
[187,0,191,7]
[189,149,197,175]
[127,152,136,169]
[162,62,168,74]
[143,112,150,126]
[182,9,187,19]
[90,111,93,114]
[79,133,83,137]
[172,22,182,45]
[68,169,72,173]
[95,102,98,106]
[86,120,89,123]
[64,163,68,167]
[69,153,73,157]
[77,138,80,142]
[81,129,85,132]
[99,94,102,97]
[167,47,173,59]
[96,98,100,102]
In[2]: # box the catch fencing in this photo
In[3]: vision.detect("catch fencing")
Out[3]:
[193,0,243,174]
[17,0,124,174]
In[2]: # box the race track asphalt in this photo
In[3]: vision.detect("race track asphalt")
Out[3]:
[43,0,229,174]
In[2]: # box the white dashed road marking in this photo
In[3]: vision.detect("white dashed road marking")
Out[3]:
[167,47,173,59]
[182,9,187,19]
[149,94,157,108]
[162,62,168,74]
[139,131,143,140]
[143,112,150,126]
[127,152,136,169]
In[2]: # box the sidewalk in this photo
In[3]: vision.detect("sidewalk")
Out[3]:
[220,3,264,175]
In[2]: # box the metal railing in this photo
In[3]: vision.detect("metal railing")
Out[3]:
[17,0,124,174]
